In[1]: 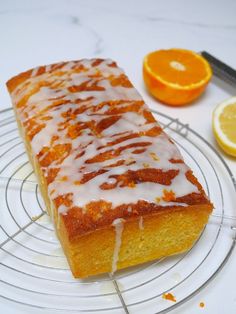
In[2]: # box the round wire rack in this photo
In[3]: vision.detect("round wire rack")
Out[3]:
[0,107,236,314]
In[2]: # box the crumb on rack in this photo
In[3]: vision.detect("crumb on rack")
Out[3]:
[31,215,40,221]
[162,292,176,302]
[199,302,205,308]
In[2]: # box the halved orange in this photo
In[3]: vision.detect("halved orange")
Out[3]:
[143,48,212,106]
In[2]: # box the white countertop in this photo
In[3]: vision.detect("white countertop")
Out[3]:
[0,0,236,313]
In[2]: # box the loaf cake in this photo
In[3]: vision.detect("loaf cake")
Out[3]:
[7,59,213,278]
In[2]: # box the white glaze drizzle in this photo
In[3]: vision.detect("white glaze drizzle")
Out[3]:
[31,67,39,77]
[139,216,144,230]
[11,58,201,218]
[111,218,124,274]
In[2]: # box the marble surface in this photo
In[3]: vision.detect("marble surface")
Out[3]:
[0,0,236,313]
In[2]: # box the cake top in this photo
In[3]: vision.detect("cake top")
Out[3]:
[7,59,210,238]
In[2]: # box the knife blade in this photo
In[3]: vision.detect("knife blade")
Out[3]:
[201,51,236,87]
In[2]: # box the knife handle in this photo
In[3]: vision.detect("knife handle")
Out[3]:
[201,51,236,87]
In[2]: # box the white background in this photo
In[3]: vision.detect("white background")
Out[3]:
[0,0,236,313]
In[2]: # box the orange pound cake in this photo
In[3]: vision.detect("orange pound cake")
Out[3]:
[7,59,213,278]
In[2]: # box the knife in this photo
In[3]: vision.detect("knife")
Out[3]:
[201,51,236,87]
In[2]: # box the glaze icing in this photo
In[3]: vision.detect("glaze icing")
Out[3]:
[111,218,124,274]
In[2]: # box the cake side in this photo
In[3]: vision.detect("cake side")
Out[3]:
[58,204,211,278]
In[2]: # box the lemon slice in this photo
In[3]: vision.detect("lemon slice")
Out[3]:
[213,97,236,157]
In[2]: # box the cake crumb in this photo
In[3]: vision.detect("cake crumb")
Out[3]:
[128,181,136,188]
[162,189,176,202]
[155,197,161,203]
[162,292,176,302]
[199,302,205,308]
[31,215,40,221]
[150,152,159,161]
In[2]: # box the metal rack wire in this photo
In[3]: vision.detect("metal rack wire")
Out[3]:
[0,107,236,314]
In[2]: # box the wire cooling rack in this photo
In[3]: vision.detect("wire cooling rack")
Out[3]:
[0,107,236,314]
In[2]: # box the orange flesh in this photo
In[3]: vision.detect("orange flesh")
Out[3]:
[162,292,176,302]
[143,49,212,106]
[147,50,209,86]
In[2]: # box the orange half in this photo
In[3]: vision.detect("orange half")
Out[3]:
[143,48,212,106]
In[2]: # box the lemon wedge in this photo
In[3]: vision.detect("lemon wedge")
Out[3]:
[213,97,236,157]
